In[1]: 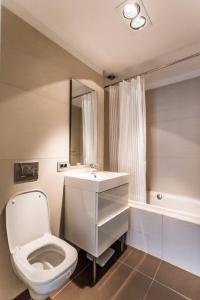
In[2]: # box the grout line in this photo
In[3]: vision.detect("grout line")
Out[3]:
[143,260,162,300]
[0,80,68,105]
[136,269,154,281]
[111,265,139,300]
[51,263,90,299]
[118,248,133,263]
[52,247,193,300]
[143,278,154,299]
[146,115,200,124]
[97,261,127,289]
[119,260,153,281]
[112,258,162,300]
[121,255,193,300]
[53,248,133,299]
[0,157,69,161]
[153,279,192,300]
[146,155,200,160]
[154,260,162,279]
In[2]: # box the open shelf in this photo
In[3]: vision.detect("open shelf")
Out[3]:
[97,205,129,227]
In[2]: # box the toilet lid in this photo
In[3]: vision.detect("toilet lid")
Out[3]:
[6,190,50,253]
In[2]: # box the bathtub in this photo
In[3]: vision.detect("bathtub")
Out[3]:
[127,192,200,276]
[130,191,200,225]
[148,191,200,222]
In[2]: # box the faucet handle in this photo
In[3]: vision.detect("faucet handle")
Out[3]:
[90,163,97,169]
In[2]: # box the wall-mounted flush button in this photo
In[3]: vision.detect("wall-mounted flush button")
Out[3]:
[14,162,39,183]
[57,161,68,172]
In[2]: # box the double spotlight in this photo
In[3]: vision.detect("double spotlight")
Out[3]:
[123,2,146,30]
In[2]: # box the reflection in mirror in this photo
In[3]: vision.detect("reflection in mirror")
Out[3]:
[70,79,97,166]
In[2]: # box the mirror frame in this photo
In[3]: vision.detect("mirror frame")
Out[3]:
[69,79,72,164]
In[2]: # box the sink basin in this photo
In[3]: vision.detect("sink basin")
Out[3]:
[65,171,129,192]
[71,171,125,180]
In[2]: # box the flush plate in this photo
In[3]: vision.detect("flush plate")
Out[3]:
[14,162,39,183]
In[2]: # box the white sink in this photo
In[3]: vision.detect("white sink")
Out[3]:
[65,171,129,192]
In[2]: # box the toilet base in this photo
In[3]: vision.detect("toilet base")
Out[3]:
[29,288,48,300]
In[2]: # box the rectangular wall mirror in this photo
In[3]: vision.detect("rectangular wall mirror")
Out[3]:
[70,79,98,166]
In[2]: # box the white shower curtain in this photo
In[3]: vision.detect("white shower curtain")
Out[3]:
[118,77,146,202]
[82,91,97,165]
[109,86,119,171]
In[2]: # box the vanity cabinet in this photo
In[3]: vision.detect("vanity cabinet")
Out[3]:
[64,172,129,258]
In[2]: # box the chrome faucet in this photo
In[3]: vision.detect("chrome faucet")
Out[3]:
[89,163,97,177]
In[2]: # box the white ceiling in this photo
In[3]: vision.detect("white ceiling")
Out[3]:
[3,0,200,85]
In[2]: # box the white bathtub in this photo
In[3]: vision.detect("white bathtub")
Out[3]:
[130,191,200,225]
[127,192,200,276]
[148,191,200,222]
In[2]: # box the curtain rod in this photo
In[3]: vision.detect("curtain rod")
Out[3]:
[72,91,93,100]
[104,51,200,89]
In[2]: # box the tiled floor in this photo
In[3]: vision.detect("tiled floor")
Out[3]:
[50,243,200,300]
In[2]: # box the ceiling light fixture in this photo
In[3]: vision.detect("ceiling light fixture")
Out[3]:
[116,0,151,31]
[123,3,140,19]
[130,15,146,30]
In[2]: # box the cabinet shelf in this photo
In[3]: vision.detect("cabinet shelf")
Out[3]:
[97,205,129,227]
[65,181,129,258]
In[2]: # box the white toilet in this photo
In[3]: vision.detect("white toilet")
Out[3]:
[6,190,78,300]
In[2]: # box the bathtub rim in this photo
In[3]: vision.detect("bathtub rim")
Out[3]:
[128,200,200,225]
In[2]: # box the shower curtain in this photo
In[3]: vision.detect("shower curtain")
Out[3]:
[82,91,97,165]
[109,77,146,202]
[109,85,120,171]
[119,77,146,202]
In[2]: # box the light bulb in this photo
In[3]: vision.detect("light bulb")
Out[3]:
[123,3,140,19]
[130,15,146,30]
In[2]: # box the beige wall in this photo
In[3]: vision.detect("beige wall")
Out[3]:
[146,76,200,199]
[0,7,103,300]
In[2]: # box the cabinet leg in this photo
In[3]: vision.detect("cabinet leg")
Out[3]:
[93,256,97,284]
[120,234,126,253]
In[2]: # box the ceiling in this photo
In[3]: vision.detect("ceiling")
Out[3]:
[3,0,200,85]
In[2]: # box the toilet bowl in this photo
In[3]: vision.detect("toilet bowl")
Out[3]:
[6,190,78,300]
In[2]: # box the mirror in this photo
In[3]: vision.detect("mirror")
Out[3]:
[70,79,98,166]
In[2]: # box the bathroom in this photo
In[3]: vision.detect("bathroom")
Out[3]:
[0,0,200,299]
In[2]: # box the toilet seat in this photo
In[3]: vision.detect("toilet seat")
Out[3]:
[6,190,78,299]
[12,233,77,286]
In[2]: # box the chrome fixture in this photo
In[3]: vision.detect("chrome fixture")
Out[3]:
[116,0,151,31]
[130,15,146,30]
[157,193,163,200]
[89,163,97,178]
[14,162,38,183]
[123,3,140,19]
